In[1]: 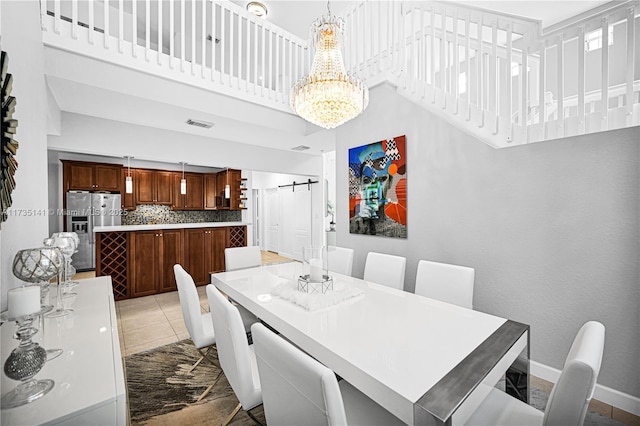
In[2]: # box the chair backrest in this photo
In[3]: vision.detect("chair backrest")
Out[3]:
[543,321,606,426]
[206,284,261,409]
[326,246,354,276]
[252,323,348,426]
[225,246,262,271]
[363,252,406,291]
[174,264,208,348]
[414,260,475,309]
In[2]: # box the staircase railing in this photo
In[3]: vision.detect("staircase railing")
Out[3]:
[40,0,639,148]
[40,0,310,114]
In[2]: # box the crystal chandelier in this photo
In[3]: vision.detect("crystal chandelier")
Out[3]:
[290,3,368,129]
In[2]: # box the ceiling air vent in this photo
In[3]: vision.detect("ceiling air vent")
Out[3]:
[186,119,214,129]
[291,145,310,151]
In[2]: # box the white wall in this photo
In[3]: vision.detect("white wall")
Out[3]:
[49,112,322,176]
[1,1,51,310]
[336,84,639,399]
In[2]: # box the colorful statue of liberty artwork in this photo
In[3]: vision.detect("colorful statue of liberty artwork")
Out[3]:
[348,135,406,238]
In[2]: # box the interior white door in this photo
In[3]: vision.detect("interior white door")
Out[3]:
[265,188,279,252]
[278,184,312,261]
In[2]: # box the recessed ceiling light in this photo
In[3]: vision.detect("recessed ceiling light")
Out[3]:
[247,1,267,18]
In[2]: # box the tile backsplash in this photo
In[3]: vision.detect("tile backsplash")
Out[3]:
[122,205,241,225]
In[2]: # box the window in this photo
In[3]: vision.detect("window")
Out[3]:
[585,26,614,52]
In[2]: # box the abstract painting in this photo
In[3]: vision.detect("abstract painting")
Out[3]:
[348,135,406,238]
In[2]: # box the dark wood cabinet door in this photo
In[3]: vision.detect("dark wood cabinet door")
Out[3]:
[204,173,217,210]
[131,231,159,297]
[229,169,241,210]
[159,229,183,292]
[216,171,229,209]
[68,163,95,190]
[211,228,228,273]
[155,171,173,205]
[135,170,155,204]
[185,173,204,210]
[184,228,209,285]
[171,173,185,209]
[95,165,121,191]
[121,169,136,210]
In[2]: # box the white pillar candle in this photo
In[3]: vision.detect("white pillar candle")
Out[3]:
[8,286,41,318]
[309,258,323,282]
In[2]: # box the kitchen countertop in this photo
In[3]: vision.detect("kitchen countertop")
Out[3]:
[94,222,251,232]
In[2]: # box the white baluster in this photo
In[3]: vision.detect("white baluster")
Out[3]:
[625,7,635,125]
[88,0,94,44]
[211,0,216,79]
[220,6,225,83]
[601,16,610,129]
[465,14,471,119]
[539,41,546,138]
[117,0,123,51]
[145,0,150,61]
[169,0,174,68]
[268,29,273,98]
[158,0,163,64]
[71,0,78,40]
[521,49,528,142]
[200,1,205,76]
[261,24,266,95]
[54,0,60,35]
[578,26,586,134]
[40,0,47,31]
[246,15,251,90]
[103,0,109,48]
[452,9,459,113]
[557,34,564,136]
[230,11,235,83]
[131,0,136,56]
[191,0,196,75]
[180,0,185,72]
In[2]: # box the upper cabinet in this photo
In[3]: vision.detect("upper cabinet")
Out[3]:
[172,172,204,210]
[121,168,136,210]
[62,160,244,211]
[135,169,173,205]
[63,161,122,192]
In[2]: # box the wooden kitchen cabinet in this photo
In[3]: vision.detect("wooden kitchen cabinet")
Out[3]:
[63,161,122,192]
[135,169,173,205]
[184,227,228,285]
[121,168,136,210]
[204,173,218,210]
[172,172,204,210]
[130,229,183,297]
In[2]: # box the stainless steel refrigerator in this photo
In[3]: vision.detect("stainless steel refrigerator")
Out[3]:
[66,192,122,271]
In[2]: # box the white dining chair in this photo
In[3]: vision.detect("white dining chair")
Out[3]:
[414,260,475,309]
[207,284,262,426]
[252,322,404,426]
[363,252,406,291]
[326,246,355,276]
[225,246,262,271]
[466,321,606,426]
[173,264,223,401]
[223,246,261,328]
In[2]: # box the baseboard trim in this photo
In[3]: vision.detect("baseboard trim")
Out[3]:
[530,361,640,416]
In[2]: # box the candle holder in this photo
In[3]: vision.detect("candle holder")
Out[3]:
[0,306,54,409]
[299,246,333,294]
[47,235,77,318]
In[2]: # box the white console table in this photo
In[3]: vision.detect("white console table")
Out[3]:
[1,277,127,425]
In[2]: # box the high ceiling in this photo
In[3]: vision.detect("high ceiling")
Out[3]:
[48,0,613,158]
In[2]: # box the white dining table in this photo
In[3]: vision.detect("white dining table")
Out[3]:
[211,262,529,426]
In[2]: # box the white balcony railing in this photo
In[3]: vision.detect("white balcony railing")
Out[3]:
[41,0,639,148]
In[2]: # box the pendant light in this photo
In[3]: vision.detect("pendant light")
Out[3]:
[124,156,133,194]
[224,168,231,199]
[180,162,187,195]
[290,0,368,129]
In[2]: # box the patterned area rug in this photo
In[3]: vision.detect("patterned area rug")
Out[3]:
[125,340,624,425]
[125,339,264,425]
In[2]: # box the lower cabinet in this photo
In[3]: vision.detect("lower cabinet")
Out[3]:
[130,229,183,297]
[184,227,228,285]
